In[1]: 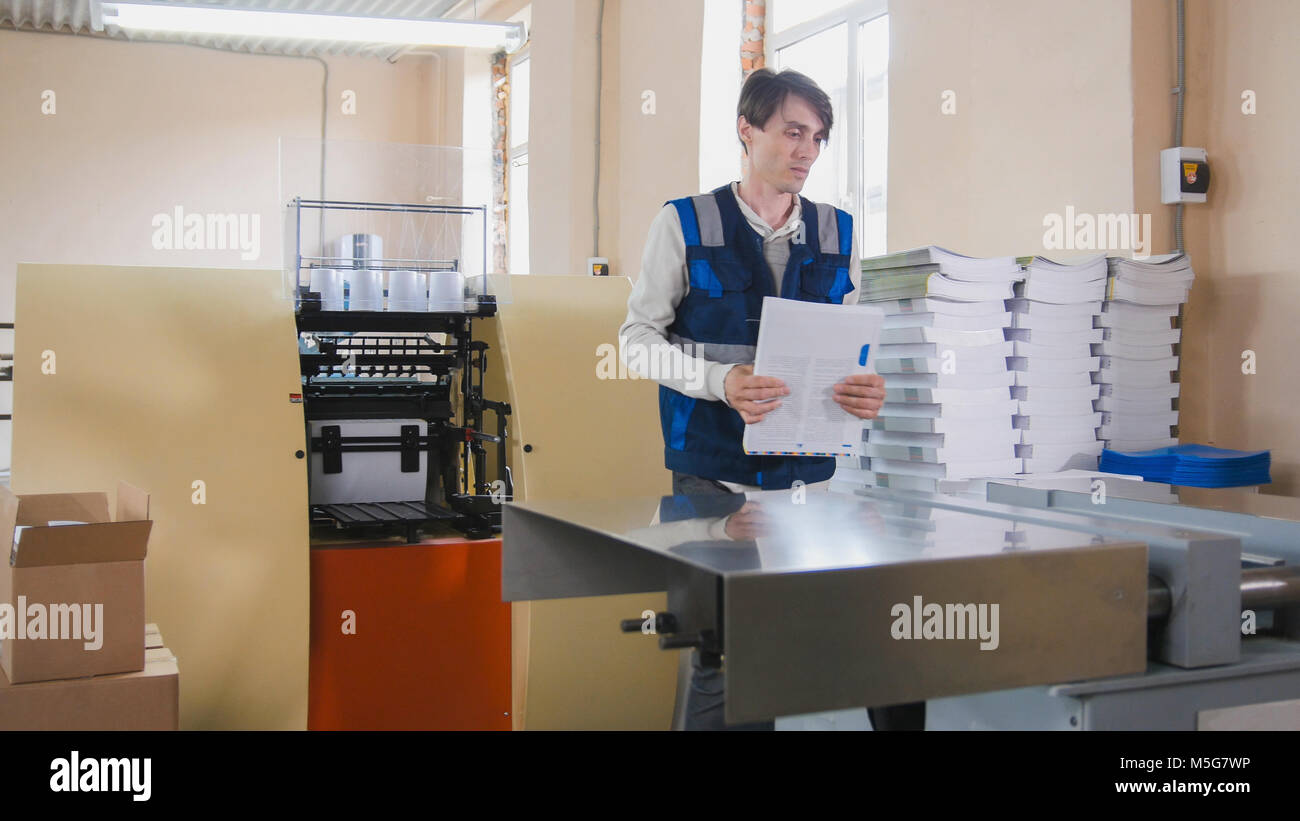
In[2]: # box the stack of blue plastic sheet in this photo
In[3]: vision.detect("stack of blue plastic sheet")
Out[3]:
[1100,444,1271,487]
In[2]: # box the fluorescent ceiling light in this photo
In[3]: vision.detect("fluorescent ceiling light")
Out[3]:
[90,1,525,51]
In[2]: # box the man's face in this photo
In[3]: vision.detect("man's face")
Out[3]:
[738,94,826,194]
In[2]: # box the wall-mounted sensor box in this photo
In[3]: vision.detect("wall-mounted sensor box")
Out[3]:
[1161,147,1210,204]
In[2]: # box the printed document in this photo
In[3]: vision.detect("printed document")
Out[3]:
[742,297,885,457]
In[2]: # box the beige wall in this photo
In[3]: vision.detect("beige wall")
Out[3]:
[887,0,1136,256]
[526,0,703,279]
[0,30,451,299]
[1172,0,1300,494]
[1131,0,1178,255]
[612,0,704,280]
[528,0,583,276]
[1131,0,1300,494]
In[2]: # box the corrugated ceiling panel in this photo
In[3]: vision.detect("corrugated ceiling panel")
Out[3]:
[0,0,469,59]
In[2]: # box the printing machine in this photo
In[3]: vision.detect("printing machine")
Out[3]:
[289,204,514,543]
[297,300,511,542]
[502,475,1300,729]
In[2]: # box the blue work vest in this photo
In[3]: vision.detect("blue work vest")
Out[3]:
[659,184,855,489]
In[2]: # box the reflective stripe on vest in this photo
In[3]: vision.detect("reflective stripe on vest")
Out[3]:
[667,331,756,366]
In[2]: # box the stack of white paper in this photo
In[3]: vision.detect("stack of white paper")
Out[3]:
[1007,255,1108,472]
[1107,253,1194,305]
[852,248,1024,487]
[1095,253,1192,450]
[859,246,1020,303]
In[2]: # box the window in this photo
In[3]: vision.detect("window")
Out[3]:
[775,23,847,214]
[699,0,744,191]
[508,49,530,275]
[463,51,493,275]
[770,0,889,256]
[771,0,859,32]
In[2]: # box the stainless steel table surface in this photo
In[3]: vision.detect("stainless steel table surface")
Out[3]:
[503,489,1156,721]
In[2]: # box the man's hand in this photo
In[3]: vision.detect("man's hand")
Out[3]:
[724,364,790,424]
[724,500,771,540]
[832,373,886,419]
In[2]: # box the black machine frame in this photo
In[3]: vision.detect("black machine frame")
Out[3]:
[289,198,512,542]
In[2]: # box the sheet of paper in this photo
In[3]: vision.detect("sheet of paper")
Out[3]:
[743,297,885,457]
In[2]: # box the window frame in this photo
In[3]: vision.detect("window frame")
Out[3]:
[769,0,889,254]
[506,43,531,274]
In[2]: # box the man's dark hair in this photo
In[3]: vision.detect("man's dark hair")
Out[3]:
[736,68,834,155]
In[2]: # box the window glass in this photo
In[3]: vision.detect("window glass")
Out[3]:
[771,0,852,33]
[776,23,848,213]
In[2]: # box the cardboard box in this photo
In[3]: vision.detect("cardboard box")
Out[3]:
[0,482,151,683]
[0,646,178,730]
[145,622,163,650]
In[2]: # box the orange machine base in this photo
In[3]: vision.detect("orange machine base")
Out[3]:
[308,536,512,730]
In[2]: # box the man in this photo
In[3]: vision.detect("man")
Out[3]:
[620,68,908,730]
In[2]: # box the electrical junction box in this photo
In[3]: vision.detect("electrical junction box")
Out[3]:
[1161,147,1210,204]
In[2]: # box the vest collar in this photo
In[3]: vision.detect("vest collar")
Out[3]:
[726,182,803,240]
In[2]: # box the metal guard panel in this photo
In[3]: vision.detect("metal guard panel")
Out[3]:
[724,542,1149,724]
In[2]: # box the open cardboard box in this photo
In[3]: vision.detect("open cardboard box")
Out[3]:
[0,482,151,683]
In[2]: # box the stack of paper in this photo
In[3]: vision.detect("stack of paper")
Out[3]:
[1007,255,1107,472]
[856,248,1024,487]
[1095,253,1193,451]
[1107,253,1195,305]
[860,246,1021,303]
[1100,444,1271,488]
